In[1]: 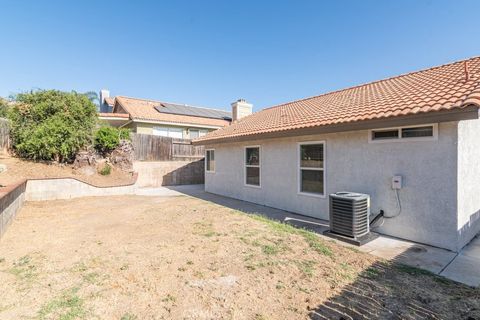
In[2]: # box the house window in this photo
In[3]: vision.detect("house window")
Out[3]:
[401,126,434,138]
[189,129,199,139]
[199,130,208,137]
[206,149,215,172]
[245,146,260,187]
[370,124,437,142]
[299,142,325,196]
[153,126,184,139]
[371,129,399,140]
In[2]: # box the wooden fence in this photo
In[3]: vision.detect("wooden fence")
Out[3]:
[131,133,205,161]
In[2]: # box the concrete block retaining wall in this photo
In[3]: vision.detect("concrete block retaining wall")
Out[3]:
[134,160,204,187]
[25,178,137,201]
[0,180,26,239]
[0,158,203,237]
[0,177,139,239]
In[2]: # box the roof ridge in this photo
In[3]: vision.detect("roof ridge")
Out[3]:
[115,95,230,114]
[262,55,480,112]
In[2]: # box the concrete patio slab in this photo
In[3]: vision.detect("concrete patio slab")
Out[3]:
[358,236,457,274]
[440,254,480,287]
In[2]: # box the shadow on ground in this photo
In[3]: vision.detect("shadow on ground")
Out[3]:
[309,247,480,320]
[166,185,330,233]
[169,185,480,319]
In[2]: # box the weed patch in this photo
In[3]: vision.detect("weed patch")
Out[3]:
[295,260,317,277]
[7,255,37,283]
[120,313,138,320]
[37,287,86,320]
[249,214,333,257]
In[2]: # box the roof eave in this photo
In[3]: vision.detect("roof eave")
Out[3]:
[193,105,480,146]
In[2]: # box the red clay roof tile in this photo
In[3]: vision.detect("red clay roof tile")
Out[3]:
[196,56,480,144]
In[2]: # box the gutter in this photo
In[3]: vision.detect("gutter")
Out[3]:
[193,105,480,146]
[119,120,133,129]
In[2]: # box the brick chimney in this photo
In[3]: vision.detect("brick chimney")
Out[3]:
[231,99,253,122]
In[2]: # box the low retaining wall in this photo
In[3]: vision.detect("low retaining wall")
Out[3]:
[25,178,137,201]
[0,164,201,238]
[134,160,204,187]
[0,180,26,239]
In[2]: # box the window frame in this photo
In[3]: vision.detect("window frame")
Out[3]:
[189,129,200,139]
[244,145,261,188]
[152,126,184,139]
[205,149,215,173]
[368,124,438,143]
[297,141,326,198]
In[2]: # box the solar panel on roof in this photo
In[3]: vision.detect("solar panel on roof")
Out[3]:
[154,103,232,120]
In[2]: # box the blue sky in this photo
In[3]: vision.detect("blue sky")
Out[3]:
[1,0,479,111]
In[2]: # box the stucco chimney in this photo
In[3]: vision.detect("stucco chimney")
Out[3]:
[231,99,253,122]
[99,89,110,113]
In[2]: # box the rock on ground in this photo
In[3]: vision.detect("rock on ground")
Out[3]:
[109,139,134,171]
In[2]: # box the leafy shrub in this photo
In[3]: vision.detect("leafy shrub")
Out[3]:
[0,98,10,118]
[99,164,112,176]
[94,126,130,154]
[8,90,97,162]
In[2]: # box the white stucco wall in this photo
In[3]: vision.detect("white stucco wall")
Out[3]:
[205,122,461,251]
[457,118,480,250]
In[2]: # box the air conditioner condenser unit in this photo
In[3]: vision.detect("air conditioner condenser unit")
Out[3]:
[324,191,377,246]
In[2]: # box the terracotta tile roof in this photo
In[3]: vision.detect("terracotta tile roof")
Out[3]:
[104,97,115,107]
[196,56,480,144]
[98,112,130,119]
[114,96,231,128]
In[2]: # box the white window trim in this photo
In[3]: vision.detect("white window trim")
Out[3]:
[297,141,326,198]
[205,149,215,173]
[244,145,261,188]
[153,126,184,139]
[368,123,438,144]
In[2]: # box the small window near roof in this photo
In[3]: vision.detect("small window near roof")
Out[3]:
[206,149,215,172]
[401,126,434,138]
[370,124,436,142]
[371,129,399,140]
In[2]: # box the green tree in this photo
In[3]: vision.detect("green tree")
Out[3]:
[82,91,99,105]
[0,98,10,118]
[9,90,98,162]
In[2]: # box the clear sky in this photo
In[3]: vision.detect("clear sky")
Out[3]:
[1,0,479,111]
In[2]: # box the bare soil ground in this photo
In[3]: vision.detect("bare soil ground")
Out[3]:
[0,195,479,319]
[0,155,135,187]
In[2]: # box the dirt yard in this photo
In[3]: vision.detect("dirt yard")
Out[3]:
[0,155,135,187]
[0,195,479,319]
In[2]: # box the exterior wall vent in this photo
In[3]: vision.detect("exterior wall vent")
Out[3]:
[329,192,370,238]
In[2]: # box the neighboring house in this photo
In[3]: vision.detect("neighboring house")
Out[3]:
[194,56,480,252]
[98,92,253,139]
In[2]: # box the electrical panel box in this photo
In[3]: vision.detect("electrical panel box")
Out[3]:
[392,176,402,189]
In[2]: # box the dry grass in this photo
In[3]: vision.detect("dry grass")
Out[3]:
[0,154,134,187]
[0,195,478,319]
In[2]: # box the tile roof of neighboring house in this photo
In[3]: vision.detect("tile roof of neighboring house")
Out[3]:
[98,112,130,119]
[195,56,480,144]
[104,97,115,107]
[114,96,231,128]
